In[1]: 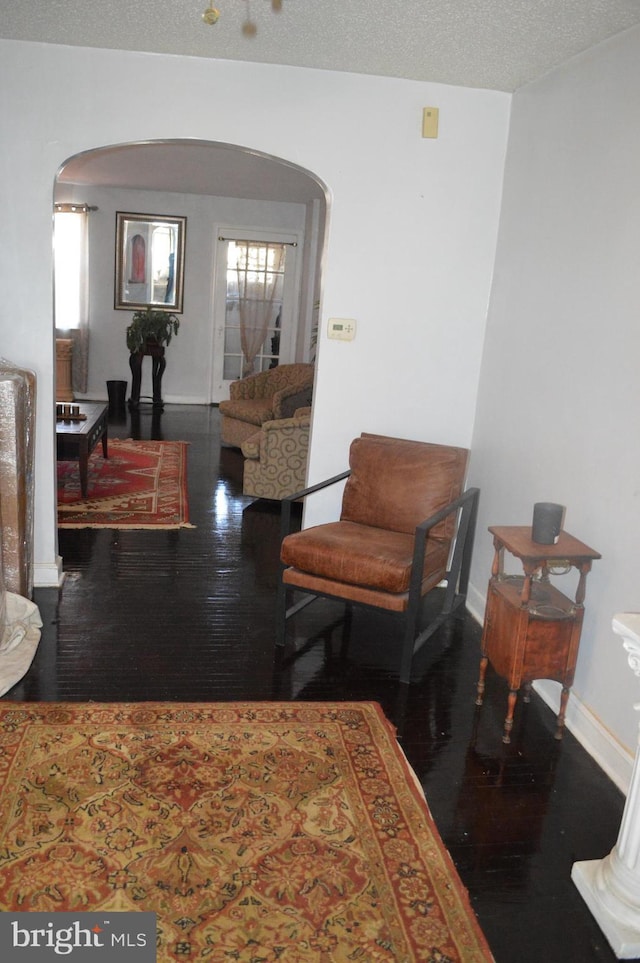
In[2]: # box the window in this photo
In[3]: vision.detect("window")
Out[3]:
[54,206,88,330]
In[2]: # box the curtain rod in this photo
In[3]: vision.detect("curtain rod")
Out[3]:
[218,235,297,247]
[54,203,99,213]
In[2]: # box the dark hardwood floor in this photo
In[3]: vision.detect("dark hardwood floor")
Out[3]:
[7,403,629,962]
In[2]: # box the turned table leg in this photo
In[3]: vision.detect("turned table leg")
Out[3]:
[503,689,518,744]
[555,684,570,740]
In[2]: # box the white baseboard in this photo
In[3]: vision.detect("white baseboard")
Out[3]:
[466,580,633,797]
[465,581,486,626]
[162,395,208,406]
[77,394,208,406]
[34,555,64,588]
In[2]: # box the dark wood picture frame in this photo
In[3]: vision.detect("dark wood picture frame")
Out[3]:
[115,212,186,313]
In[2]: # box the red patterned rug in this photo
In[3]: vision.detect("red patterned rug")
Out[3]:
[0,702,493,961]
[57,439,194,529]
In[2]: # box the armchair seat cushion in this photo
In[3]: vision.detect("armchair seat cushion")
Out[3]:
[281,520,450,595]
[219,397,274,427]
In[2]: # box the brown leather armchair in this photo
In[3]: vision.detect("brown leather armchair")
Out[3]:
[276,433,479,684]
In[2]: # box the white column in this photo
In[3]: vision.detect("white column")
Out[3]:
[572,612,640,958]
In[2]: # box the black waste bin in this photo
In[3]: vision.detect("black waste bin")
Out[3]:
[106,380,127,411]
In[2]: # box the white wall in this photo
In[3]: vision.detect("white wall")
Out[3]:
[469,26,640,780]
[57,183,309,403]
[0,39,510,589]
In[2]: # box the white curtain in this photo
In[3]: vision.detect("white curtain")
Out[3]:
[235,241,285,376]
[54,205,90,394]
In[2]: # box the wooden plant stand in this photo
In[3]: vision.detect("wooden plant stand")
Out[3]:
[129,341,166,409]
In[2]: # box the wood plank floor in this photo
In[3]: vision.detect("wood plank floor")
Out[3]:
[7,403,630,963]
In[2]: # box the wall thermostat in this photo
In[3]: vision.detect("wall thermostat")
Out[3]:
[327,318,357,341]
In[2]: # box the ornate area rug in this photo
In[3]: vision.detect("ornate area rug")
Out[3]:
[0,701,492,962]
[57,439,194,529]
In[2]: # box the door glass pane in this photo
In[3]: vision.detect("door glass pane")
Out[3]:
[223,327,242,354]
[223,356,242,381]
[223,241,286,378]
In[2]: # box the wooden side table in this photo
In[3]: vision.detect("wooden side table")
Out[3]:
[476,526,601,743]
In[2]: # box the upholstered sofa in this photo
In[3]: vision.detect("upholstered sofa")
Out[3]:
[241,407,311,500]
[219,363,314,448]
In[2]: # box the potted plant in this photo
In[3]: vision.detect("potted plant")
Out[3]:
[126,307,180,354]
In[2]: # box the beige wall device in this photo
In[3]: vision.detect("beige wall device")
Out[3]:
[327,318,357,341]
[422,107,439,138]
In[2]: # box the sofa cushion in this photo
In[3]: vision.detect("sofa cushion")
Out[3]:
[273,384,314,419]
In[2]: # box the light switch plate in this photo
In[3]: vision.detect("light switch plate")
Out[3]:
[422,107,439,138]
[327,318,357,341]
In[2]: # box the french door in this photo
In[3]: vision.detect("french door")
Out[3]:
[210,229,300,402]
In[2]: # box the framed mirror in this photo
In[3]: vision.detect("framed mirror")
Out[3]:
[115,212,186,312]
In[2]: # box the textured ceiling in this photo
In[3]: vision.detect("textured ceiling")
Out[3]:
[3,0,640,92]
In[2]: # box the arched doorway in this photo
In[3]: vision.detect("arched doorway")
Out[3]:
[54,139,328,406]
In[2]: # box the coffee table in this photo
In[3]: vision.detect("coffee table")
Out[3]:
[56,402,108,498]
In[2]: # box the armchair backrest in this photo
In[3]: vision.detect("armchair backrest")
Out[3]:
[230,363,314,402]
[259,363,314,398]
[340,434,468,540]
